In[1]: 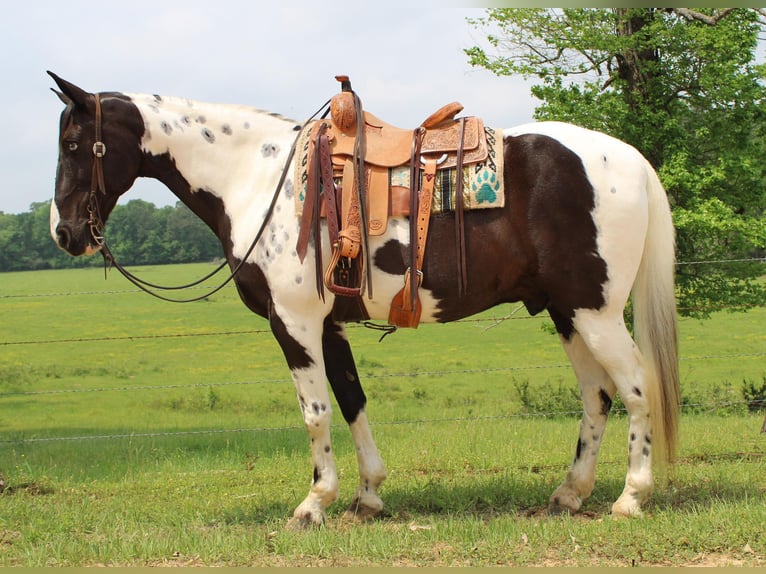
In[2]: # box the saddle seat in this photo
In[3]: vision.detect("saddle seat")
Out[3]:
[327,108,486,170]
[320,108,488,237]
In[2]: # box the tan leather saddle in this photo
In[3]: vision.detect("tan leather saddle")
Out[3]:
[296,76,491,328]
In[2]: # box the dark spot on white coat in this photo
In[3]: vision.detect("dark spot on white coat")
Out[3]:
[262,143,280,158]
[202,128,215,143]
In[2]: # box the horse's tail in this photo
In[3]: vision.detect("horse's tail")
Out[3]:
[632,161,680,472]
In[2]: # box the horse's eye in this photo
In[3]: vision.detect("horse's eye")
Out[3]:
[67,142,78,152]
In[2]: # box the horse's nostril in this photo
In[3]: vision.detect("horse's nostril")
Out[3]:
[56,226,71,249]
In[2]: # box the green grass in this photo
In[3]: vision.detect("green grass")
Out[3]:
[1,264,764,566]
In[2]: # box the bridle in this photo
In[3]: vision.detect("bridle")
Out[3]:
[86,94,107,249]
[86,93,234,301]
[84,92,330,303]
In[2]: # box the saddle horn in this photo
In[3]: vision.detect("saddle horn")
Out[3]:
[330,75,358,135]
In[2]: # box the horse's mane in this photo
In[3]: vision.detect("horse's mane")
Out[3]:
[126,92,299,125]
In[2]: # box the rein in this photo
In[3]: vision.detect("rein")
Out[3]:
[88,93,331,303]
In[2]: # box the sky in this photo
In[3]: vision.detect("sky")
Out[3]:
[1,0,538,214]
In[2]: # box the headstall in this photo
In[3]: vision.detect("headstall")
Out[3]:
[87,93,107,248]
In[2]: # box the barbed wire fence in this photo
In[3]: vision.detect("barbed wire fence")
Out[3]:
[1,257,764,446]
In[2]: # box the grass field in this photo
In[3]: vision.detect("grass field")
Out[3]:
[1,263,764,566]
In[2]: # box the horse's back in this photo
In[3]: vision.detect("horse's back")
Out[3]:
[505,121,649,187]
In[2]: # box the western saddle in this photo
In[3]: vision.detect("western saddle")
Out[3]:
[295,76,491,328]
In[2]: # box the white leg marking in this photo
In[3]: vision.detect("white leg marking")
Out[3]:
[573,309,654,516]
[270,301,338,529]
[287,364,339,529]
[344,410,387,521]
[549,332,616,514]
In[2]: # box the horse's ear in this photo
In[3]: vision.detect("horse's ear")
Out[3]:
[47,71,92,109]
[51,88,70,106]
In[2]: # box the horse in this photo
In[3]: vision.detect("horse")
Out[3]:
[47,72,680,527]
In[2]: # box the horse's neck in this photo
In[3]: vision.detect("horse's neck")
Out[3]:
[129,94,300,255]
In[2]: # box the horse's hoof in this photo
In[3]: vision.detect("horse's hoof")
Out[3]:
[286,512,325,531]
[547,502,573,516]
[342,500,382,523]
[547,489,582,515]
[611,499,644,518]
[342,495,384,523]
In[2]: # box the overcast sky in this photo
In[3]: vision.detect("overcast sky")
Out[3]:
[1,0,538,214]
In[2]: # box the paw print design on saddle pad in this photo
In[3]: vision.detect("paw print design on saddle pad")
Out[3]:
[472,169,500,204]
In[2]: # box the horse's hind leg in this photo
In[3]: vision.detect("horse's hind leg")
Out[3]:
[548,326,617,515]
[571,308,656,516]
[322,317,387,521]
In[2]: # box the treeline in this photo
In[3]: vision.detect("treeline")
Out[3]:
[0,200,223,272]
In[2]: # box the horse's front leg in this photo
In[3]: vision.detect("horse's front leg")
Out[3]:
[268,301,338,529]
[322,317,387,521]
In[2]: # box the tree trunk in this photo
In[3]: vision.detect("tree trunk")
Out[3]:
[613,8,659,112]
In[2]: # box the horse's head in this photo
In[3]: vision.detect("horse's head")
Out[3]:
[48,72,144,256]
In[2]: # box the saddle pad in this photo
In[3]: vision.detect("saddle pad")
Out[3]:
[389,127,504,213]
[294,124,504,216]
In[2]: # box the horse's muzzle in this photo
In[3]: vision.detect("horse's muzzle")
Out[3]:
[52,220,100,256]
[50,200,100,256]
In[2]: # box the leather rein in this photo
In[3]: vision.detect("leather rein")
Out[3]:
[87,93,330,303]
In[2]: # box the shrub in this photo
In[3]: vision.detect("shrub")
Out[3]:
[742,376,766,413]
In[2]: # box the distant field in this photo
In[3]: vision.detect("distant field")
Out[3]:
[0,264,764,566]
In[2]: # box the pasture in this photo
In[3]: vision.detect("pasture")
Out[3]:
[1,263,764,566]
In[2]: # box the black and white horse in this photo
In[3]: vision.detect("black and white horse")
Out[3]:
[48,72,679,527]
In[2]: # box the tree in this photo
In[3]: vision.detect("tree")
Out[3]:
[164,202,224,263]
[466,8,766,317]
[0,212,25,271]
[0,201,222,272]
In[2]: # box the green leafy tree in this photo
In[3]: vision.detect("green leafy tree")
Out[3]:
[106,199,162,265]
[0,201,222,272]
[0,211,26,271]
[29,202,69,269]
[164,202,223,263]
[466,8,766,317]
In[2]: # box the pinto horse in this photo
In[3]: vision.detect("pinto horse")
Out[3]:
[48,72,679,526]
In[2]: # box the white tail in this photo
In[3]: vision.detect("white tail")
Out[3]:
[632,161,680,470]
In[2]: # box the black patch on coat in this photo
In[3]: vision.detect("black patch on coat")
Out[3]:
[405,133,608,328]
[373,239,409,276]
[575,438,585,461]
[268,302,313,371]
[599,389,613,416]
[322,316,367,424]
